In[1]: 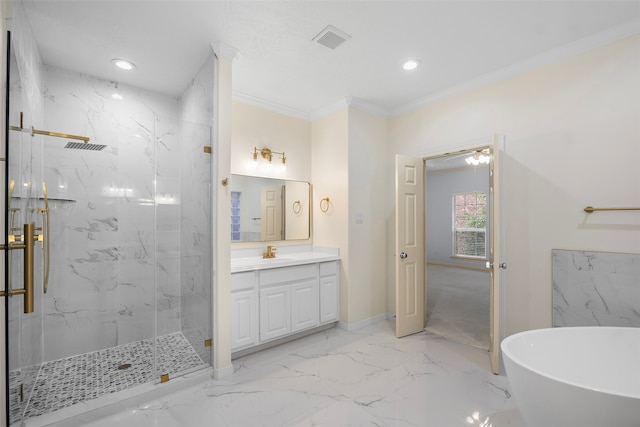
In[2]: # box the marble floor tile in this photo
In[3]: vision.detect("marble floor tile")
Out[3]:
[81,320,526,427]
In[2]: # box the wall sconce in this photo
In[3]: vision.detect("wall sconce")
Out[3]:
[252,147,286,171]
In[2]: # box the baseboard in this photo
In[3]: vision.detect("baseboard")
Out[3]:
[231,322,337,359]
[214,363,234,379]
[337,313,389,331]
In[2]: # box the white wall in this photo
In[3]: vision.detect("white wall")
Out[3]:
[311,109,349,321]
[389,34,640,336]
[347,108,389,324]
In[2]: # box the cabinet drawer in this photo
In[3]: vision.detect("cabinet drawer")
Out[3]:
[320,261,338,276]
[260,264,316,286]
[231,271,256,292]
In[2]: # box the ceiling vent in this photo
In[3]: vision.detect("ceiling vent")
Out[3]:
[312,25,351,50]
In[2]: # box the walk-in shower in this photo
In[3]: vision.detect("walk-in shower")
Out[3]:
[3,5,215,425]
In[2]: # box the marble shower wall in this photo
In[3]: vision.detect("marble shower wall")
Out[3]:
[41,65,183,362]
[552,249,640,327]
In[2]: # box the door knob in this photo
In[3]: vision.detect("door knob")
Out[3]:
[486,261,507,269]
[399,252,408,259]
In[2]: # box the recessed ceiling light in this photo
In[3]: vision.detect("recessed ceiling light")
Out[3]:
[402,59,421,71]
[112,59,136,70]
[111,93,124,101]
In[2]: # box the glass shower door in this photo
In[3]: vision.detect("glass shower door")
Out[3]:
[153,115,212,381]
[4,30,47,425]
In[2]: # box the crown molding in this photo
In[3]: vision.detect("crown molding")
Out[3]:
[232,92,391,122]
[230,17,640,122]
[211,41,241,62]
[345,97,390,118]
[390,16,640,117]
[309,97,390,121]
[232,92,311,121]
[308,99,349,121]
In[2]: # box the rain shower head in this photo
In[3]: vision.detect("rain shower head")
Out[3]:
[64,141,107,151]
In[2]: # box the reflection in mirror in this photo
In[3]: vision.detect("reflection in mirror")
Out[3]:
[231,174,310,242]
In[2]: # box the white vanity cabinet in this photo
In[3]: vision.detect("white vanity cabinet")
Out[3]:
[319,261,339,323]
[230,271,259,351]
[231,258,339,353]
[259,285,292,341]
[259,264,317,341]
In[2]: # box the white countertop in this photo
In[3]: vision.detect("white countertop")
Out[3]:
[231,246,340,273]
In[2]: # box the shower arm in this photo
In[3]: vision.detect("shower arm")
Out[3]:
[9,124,90,142]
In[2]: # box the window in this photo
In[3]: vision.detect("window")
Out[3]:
[453,192,486,258]
[231,191,241,242]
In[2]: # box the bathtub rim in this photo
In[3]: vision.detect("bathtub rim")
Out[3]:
[501,326,640,400]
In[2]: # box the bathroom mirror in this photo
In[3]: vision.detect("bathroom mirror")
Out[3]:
[230,174,310,242]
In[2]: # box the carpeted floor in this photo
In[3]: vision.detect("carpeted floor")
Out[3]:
[425,263,490,349]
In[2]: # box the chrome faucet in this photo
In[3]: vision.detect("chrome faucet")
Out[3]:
[263,245,277,259]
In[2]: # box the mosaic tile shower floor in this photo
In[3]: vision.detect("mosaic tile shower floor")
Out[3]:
[9,332,207,423]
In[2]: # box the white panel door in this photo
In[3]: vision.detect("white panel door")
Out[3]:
[260,285,291,341]
[291,279,319,332]
[261,185,283,241]
[395,154,425,338]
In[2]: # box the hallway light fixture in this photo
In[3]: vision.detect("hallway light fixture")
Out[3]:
[252,147,286,171]
[465,150,490,166]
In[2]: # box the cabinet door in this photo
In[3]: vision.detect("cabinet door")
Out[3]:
[320,275,339,323]
[291,279,319,332]
[260,285,291,342]
[231,289,259,351]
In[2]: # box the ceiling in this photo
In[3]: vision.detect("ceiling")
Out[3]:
[19,1,640,118]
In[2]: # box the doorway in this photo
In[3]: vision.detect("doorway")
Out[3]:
[424,151,491,349]
[395,135,507,374]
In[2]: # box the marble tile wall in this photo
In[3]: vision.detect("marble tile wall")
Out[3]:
[552,249,640,327]
[41,65,183,362]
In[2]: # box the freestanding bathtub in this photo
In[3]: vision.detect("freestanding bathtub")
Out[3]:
[501,327,640,427]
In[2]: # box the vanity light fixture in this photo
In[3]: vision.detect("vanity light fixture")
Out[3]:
[402,59,421,71]
[112,59,136,71]
[252,147,286,171]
